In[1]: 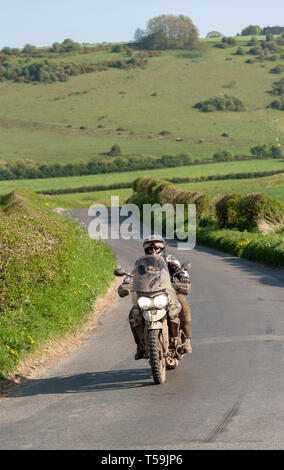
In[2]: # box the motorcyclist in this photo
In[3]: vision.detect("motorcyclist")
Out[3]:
[118,236,192,360]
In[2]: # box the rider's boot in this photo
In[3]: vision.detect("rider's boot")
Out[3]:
[135,346,145,360]
[183,337,192,354]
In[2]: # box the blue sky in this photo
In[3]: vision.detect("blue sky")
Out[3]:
[1,0,283,48]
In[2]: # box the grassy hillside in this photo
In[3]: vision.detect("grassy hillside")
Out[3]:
[0,39,283,166]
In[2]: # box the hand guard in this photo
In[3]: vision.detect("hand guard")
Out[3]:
[118,284,132,298]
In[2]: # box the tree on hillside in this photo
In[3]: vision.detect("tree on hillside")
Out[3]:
[241,25,262,36]
[22,44,37,54]
[134,14,199,50]
[50,38,80,53]
[206,31,223,38]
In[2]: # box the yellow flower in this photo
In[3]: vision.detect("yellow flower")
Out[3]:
[236,239,250,249]
[10,349,19,357]
[5,345,19,357]
[44,202,50,206]
[28,336,35,344]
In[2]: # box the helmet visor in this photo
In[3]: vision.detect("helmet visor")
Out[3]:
[144,241,164,254]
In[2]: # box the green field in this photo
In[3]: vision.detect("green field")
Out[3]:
[180,173,284,201]
[0,41,283,166]
[48,171,284,206]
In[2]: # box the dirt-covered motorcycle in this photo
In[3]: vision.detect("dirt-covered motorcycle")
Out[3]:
[114,254,191,385]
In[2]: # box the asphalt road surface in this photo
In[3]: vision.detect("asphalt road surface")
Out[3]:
[0,208,283,450]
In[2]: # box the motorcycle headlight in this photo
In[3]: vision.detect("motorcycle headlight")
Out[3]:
[153,294,168,308]
[137,296,152,310]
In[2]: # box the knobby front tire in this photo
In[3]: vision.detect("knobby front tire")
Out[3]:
[148,329,166,384]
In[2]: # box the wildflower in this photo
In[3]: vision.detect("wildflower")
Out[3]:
[5,345,19,357]
[44,202,50,207]
[28,336,35,344]
[10,349,19,357]
[236,239,250,250]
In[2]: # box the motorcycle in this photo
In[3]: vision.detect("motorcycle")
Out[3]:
[114,254,191,385]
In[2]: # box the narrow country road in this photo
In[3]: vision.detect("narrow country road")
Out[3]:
[0,208,283,450]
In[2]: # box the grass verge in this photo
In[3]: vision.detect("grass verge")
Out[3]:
[196,226,284,266]
[0,189,116,382]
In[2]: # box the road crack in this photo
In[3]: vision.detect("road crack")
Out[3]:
[204,396,243,443]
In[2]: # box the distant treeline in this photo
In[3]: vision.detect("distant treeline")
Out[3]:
[240,26,284,36]
[0,144,282,182]
[0,153,193,180]
[38,169,284,196]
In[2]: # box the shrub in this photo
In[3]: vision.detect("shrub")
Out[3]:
[108,144,122,156]
[269,100,284,110]
[270,64,284,74]
[250,144,283,158]
[216,192,283,231]
[235,47,245,55]
[214,36,237,48]
[248,46,263,55]
[238,193,283,231]
[213,150,234,162]
[215,193,243,228]
[130,176,210,220]
[111,45,124,53]
[194,94,246,112]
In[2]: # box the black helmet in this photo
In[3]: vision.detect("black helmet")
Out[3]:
[143,236,166,256]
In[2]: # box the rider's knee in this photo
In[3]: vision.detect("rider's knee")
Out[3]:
[129,306,143,327]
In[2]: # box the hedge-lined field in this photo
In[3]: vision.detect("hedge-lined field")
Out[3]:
[0,158,283,195]
[128,176,284,266]
[0,189,115,382]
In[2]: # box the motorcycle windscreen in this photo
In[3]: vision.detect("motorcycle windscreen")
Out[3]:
[132,255,172,293]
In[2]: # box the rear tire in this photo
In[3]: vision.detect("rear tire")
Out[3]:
[148,329,166,384]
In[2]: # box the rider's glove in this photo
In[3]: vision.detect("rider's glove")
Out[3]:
[179,272,190,283]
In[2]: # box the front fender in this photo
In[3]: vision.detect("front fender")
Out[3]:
[142,308,167,323]
[147,321,163,330]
